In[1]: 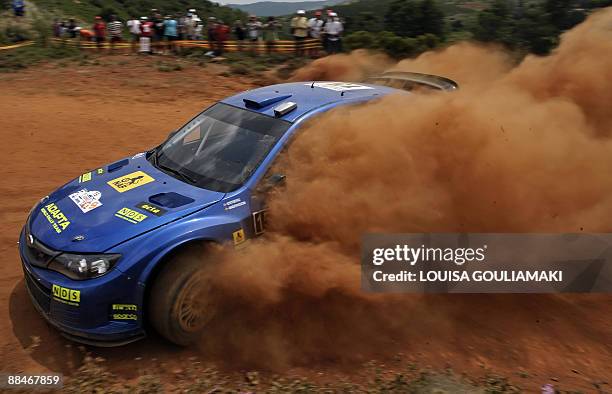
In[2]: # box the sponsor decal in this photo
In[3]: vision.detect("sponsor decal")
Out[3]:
[40,203,71,234]
[69,189,102,213]
[107,171,155,193]
[115,207,148,224]
[232,228,246,246]
[223,198,247,211]
[112,304,138,319]
[112,304,137,311]
[52,284,80,306]
[78,172,92,183]
[113,313,138,320]
[96,168,105,176]
[305,82,374,91]
[136,202,166,217]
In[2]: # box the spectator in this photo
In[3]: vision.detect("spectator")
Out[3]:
[308,10,324,57]
[126,16,141,53]
[12,0,25,17]
[177,12,187,40]
[214,20,230,56]
[52,19,61,38]
[59,21,68,37]
[139,16,154,54]
[246,15,262,55]
[153,12,164,53]
[189,9,201,23]
[262,16,280,54]
[234,20,245,51]
[107,15,123,51]
[290,10,308,56]
[163,15,178,53]
[207,17,218,55]
[324,12,343,54]
[194,21,204,40]
[93,16,106,50]
[68,19,78,39]
[185,11,196,40]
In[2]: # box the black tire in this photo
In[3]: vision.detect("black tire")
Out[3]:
[148,245,217,346]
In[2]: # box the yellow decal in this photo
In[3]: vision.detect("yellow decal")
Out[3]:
[40,203,71,234]
[107,171,154,193]
[232,229,246,246]
[113,313,137,320]
[78,172,92,183]
[112,304,137,311]
[96,168,105,175]
[115,207,147,224]
[52,284,80,306]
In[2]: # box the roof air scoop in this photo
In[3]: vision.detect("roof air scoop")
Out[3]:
[274,101,297,117]
[243,93,292,109]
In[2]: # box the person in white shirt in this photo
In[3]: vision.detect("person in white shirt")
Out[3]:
[324,12,343,54]
[307,10,324,56]
[126,16,141,52]
[246,15,262,55]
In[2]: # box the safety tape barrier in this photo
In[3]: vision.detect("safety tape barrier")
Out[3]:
[49,37,322,52]
[0,41,35,51]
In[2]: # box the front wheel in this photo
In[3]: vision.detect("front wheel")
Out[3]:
[148,246,216,345]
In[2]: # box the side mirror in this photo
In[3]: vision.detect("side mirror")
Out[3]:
[268,173,286,188]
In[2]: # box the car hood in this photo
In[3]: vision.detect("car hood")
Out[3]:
[28,154,225,252]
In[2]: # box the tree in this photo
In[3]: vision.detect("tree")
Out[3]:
[384,0,445,39]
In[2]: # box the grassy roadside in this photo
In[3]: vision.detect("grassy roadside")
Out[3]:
[0,44,81,72]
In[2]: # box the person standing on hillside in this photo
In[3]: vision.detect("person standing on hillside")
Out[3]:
[262,16,280,54]
[234,20,246,51]
[107,15,123,52]
[290,10,308,56]
[214,20,230,57]
[12,0,25,17]
[68,19,78,39]
[163,15,178,54]
[139,16,154,54]
[126,16,141,53]
[324,12,343,54]
[308,10,324,57]
[93,16,106,51]
[246,15,262,55]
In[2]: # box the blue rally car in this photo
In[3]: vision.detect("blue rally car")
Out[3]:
[19,72,457,346]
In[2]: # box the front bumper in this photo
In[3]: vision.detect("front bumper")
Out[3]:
[19,228,146,347]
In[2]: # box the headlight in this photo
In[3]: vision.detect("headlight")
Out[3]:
[29,195,49,217]
[48,253,121,280]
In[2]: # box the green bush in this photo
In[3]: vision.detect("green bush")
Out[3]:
[344,30,439,59]
[344,30,378,50]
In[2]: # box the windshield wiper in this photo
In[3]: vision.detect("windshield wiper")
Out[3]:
[152,150,198,185]
[158,163,197,185]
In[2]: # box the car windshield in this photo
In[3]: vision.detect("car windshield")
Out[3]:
[153,103,291,192]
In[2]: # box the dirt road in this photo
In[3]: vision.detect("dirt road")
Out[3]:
[0,57,610,392]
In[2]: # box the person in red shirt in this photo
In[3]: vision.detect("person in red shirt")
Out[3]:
[214,20,230,56]
[139,17,154,54]
[92,16,106,50]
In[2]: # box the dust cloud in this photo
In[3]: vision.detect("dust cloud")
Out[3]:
[198,9,612,368]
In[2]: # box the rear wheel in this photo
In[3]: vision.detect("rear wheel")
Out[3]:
[148,246,216,345]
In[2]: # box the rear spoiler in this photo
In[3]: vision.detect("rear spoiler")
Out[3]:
[367,71,459,92]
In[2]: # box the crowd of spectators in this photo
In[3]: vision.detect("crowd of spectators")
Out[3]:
[50,7,344,57]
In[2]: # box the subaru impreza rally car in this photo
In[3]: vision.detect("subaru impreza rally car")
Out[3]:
[19,72,457,346]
